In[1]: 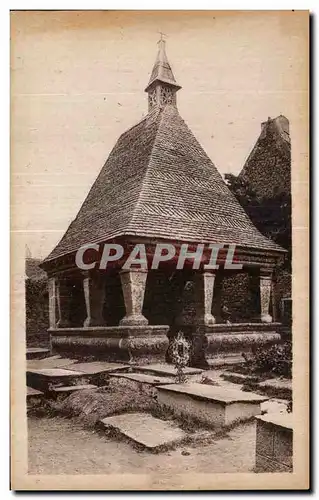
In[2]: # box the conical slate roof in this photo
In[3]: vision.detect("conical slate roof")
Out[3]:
[44,105,284,264]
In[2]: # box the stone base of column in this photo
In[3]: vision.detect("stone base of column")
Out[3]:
[57,319,71,328]
[261,313,273,323]
[119,314,148,326]
[203,313,216,326]
[50,325,169,364]
[83,317,105,327]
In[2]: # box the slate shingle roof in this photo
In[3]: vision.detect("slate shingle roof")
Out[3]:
[43,105,284,264]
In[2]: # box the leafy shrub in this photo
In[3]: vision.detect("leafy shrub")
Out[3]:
[244,341,292,377]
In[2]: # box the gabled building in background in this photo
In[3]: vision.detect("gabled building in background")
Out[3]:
[225,115,292,326]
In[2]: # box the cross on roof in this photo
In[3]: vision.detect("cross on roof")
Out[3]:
[158,31,167,43]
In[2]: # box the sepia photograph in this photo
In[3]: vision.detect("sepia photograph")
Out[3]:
[10,10,309,490]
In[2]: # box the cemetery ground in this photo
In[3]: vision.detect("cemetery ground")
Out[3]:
[27,353,292,475]
[28,415,257,475]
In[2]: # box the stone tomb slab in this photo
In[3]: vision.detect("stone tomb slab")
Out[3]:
[26,348,50,360]
[135,363,203,378]
[100,412,186,450]
[27,387,43,398]
[69,362,130,375]
[255,413,293,472]
[26,386,44,409]
[53,384,97,393]
[27,368,89,392]
[157,383,268,427]
[109,372,175,386]
[27,356,77,370]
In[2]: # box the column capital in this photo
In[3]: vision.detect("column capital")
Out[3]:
[201,269,218,276]
[119,268,148,275]
[260,267,274,278]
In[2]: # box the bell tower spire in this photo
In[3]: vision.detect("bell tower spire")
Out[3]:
[145,36,181,111]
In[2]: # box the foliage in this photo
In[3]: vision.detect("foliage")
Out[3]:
[243,341,292,378]
[224,173,291,270]
[26,277,49,346]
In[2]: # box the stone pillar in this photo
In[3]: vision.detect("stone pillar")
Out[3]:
[195,271,216,325]
[83,272,106,327]
[212,271,224,323]
[260,269,273,323]
[119,269,148,326]
[56,277,71,328]
[48,277,57,328]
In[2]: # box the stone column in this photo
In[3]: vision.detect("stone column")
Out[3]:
[56,277,71,328]
[212,271,224,323]
[48,277,57,329]
[195,271,216,325]
[119,269,148,326]
[83,272,106,327]
[260,269,273,323]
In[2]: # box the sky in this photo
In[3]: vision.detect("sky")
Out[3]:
[11,11,308,258]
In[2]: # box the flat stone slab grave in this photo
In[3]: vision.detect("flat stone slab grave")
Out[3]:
[64,362,131,385]
[135,363,203,378]
[109,372,175,386]
[100,412,186,450]
[67,362,130,375]
[255,412,293,472]
[26,368,90,392]
[27,387,44,398]
[53,384,97,393]
[27,356,77,371]
[26,386,44,409]
[26,348,50,360]
[157,383,269,427]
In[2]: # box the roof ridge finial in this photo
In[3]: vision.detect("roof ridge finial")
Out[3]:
[158,31,167,42]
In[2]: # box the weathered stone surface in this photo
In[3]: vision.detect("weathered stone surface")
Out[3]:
[109,372,175,386]
[50,325,169,364]
[256,412,293,431]
[158,383,267,403]
[136,363,202,377]
[27,387,43,397]
[69,362,129,375]
[28,368,85,377]
[26,347,50,361]
[207,355,245,368]
[157,383,268,427]
[52,384,97,393]
[27,368,89,392]
[255,413,293,472]
[221,372,259,384]
[119,270,148,326]
[26,386,45,409]
[27,356,77,370]
[205,332,281,355]
[100,413,186,449]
